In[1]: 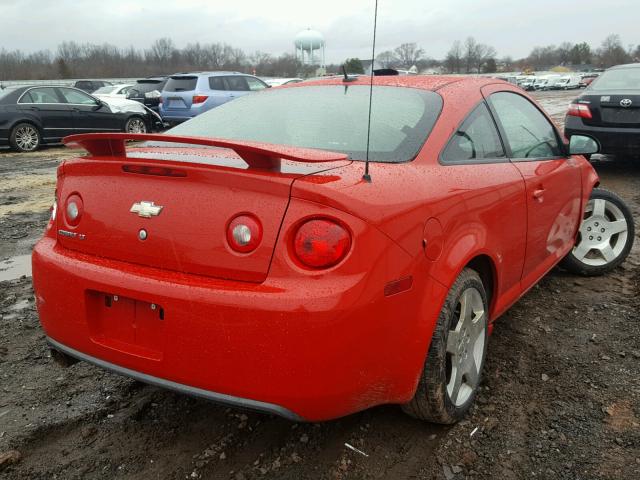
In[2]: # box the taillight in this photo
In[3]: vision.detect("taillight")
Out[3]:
[293,219,351,269]
[568,103,592,119]
[192,95,209,104]
[158,96,163,104]
[65,194,83,226]
[227,215,262,253]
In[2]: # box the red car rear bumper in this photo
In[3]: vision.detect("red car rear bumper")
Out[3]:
[32,237,446,421]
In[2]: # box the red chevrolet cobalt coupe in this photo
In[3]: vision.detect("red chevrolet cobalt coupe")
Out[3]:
[32,76,634,423]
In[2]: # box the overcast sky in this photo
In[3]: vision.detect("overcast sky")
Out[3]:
[1,0,637,62]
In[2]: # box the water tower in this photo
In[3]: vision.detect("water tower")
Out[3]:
[295,29,325,68]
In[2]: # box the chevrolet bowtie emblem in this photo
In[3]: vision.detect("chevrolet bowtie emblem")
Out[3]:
[130,201,163,218]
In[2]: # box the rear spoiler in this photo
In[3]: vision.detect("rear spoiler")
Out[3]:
[63,133,348,169]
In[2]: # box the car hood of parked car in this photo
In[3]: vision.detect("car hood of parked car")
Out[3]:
[101,97,162,123]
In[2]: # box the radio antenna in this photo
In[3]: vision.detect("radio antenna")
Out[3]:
[363,0,379,183]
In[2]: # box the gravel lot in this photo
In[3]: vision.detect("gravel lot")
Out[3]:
[0,90,638,479]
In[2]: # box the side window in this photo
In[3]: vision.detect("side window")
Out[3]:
[59,88,98,105]
[208,77,226,91]
[21,88,60,104]
[441,103,505,163]
[246,77,267,91]
[489,92,562,159]
[224,76,249,91]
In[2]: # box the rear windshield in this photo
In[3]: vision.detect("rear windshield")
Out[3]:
[167,85,443,163]
[94,86,119,94]
[164,76,198,92]
[0,86,20,101]
[132,80,167,94]
[589,68,640,91]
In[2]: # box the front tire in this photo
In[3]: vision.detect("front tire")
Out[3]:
[561,188,634,276]
[124,116,147,134]
[10,123,41,152]
[402,268,488,424]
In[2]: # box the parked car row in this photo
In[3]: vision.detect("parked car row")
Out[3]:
[0,85,162,152]
[499,73,600,92]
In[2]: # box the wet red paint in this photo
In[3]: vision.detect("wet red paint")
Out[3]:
[32,76,597,421]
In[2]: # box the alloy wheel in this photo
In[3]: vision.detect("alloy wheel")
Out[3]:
[126,118,147,134]
[445,287,486,407]
[15,125,39,151]
[572,198,629,267]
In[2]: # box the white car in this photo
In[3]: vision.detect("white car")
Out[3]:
[93,84,135,100]
[552,75,581,90]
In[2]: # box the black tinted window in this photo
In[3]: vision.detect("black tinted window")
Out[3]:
[589,68,640,91]
[59,88,97,105]
[164,76,198,92]
[208,77,226,90]
[490,92,562,159]
[225,76,249,91]
[21,87,60,104]
[442,103,505,163]
[168,85,443,163]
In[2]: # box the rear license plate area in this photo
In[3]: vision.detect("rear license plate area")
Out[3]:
[602,108,640,124]
[167,98,186,109]
[86,291,165,361]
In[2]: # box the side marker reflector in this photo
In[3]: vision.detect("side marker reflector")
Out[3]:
[384,276,413,297]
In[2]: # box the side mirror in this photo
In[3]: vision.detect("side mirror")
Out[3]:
[92,100,107,111]
[568,135,600,156]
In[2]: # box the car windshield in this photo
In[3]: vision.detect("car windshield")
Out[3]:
[167,85,443,163]
[589,68,640,90]
[94,86,119,94]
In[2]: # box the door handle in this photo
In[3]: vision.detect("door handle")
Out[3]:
[533,188,545,200]
[28,106,39,111]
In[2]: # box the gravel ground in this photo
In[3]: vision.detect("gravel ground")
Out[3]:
[0,90,638,479]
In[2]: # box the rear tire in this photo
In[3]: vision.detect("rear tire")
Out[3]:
[10,123,41,152]
[561,188,634,276]
[402,268,488,424]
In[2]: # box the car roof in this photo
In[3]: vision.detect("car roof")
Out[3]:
[169,71,248,77]
[285,75,504,92]
[608,63,640,70]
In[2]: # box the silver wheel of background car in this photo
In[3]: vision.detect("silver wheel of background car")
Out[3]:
[125,117,147,134]
[14,125,40,152]
[572,198,629,267]
[446,287,486,407]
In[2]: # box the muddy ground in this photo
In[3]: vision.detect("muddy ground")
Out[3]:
[0,90,638,479]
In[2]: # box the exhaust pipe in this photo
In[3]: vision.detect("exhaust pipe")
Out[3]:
[50,348,79,367]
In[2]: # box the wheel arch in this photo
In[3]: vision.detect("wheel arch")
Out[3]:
[465,254,497,315]
[10,117,44,136]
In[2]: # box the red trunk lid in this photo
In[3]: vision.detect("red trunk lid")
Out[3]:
[56,135,349,283]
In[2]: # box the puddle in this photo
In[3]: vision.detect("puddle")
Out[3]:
[0,254,32,281]
[10,299,31,311]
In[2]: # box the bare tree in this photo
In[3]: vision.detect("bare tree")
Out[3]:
[597,34,630,67]
[375,50,397,68]
[393,43,424,68]
[445,41,463,73]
